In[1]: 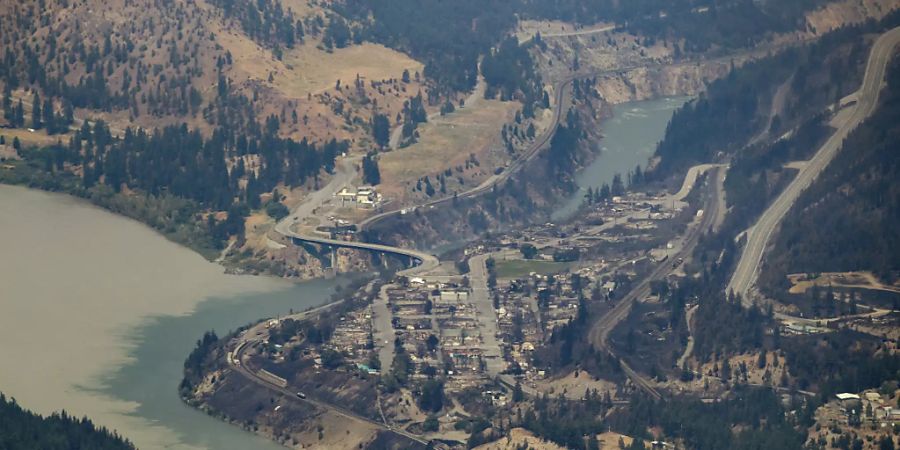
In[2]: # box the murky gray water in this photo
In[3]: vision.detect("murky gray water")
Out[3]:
[553,97,689,220]
[0,96,686,449]
[0,184,344,449]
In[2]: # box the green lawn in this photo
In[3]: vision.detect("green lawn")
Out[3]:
[494,259,577,279]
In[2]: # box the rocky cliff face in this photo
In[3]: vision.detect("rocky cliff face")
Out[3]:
[592,62,732,104]
[532,0,899,105]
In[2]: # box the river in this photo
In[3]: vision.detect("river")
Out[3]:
[0,96,687,449]
[0,184,346,450]
[553,96,690,220]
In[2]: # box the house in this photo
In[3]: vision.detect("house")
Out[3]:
[336,186,381,208]
[836,393,862,410]
[439,290,469,302]
[336,187,357,203]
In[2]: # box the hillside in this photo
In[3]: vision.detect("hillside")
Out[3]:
[759,57,900,294]
[0,393,134,450]
[1,0,891,278]
[0,0,429,144]
[0,0,435,271]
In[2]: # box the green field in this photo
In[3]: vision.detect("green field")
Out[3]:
[494,259,577,279]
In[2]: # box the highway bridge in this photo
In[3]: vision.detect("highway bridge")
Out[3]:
[282,231,439,277]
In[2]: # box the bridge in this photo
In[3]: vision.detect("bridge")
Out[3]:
[281,229,439,277]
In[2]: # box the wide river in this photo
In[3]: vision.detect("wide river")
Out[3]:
[553,96,689,219]
[0,184,347,450]
[0,97,687,450]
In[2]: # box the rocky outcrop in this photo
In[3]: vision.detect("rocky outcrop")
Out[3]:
[593,61,733,104]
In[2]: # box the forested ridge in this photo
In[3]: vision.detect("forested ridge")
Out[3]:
[0,393,135,450]
[651,12,900,178]
[0,0,344,241]
[0,0,229,122]
[760,57,900,291]
[324,0,834,101]
[526,0,831,52]
[6,111,344,252]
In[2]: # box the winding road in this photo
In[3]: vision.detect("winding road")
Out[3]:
[358,78,575,232]
[271,158,439,276]
[727,26,900,304]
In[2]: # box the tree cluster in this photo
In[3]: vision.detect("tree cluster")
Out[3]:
[0,393,135,450]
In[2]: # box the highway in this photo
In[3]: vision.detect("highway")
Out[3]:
[358,78,575,232]
[275,35,816,276]
[271,157,440,276]
[587,166,727,400]
[358,33,817,234]
[281,231,440,277]
[271,74,575,276]
[727,26,900,304]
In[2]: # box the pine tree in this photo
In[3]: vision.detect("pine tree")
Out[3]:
[31,92,42,129]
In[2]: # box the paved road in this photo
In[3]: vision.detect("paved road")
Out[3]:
[372,285,396,373]
[587,167,726,399]
[273,157,358,238]
[540,24,616,39]
[670,163,726,202]
[272,157,440,276]
[727,26,900,304]
[229,304,429,446]
[281,232,440,277]
[466,253,505,376]
[359,78,575,232]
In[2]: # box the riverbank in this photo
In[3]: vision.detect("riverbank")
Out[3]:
[0,184,344,449]
[553,96,690,220]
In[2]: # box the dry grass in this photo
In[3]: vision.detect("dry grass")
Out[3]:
[474,428,567,450]
[277,43,424,97]
[214,17,428,147]
[378,98,518,201]
[0,128,70,148]
[597,432,635,449]
[277,0,320,17]
[534,370,617,400]
[787,271,900,295]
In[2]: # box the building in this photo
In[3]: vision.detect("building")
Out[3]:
[335,186,382,208]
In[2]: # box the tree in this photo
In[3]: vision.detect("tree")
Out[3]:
[321,349,344,369]
[426,334,439,352]
[14,100,24,127]
[362,153,381,185]
[519,243,538,259]
[31,92,42,129]
[265,198,289,220]
[423,415,439,432]
[611,173,625,196]
[512,381,524,402]
[419,379,444,412]
[372,113,391,148]
[440,100,455,115]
